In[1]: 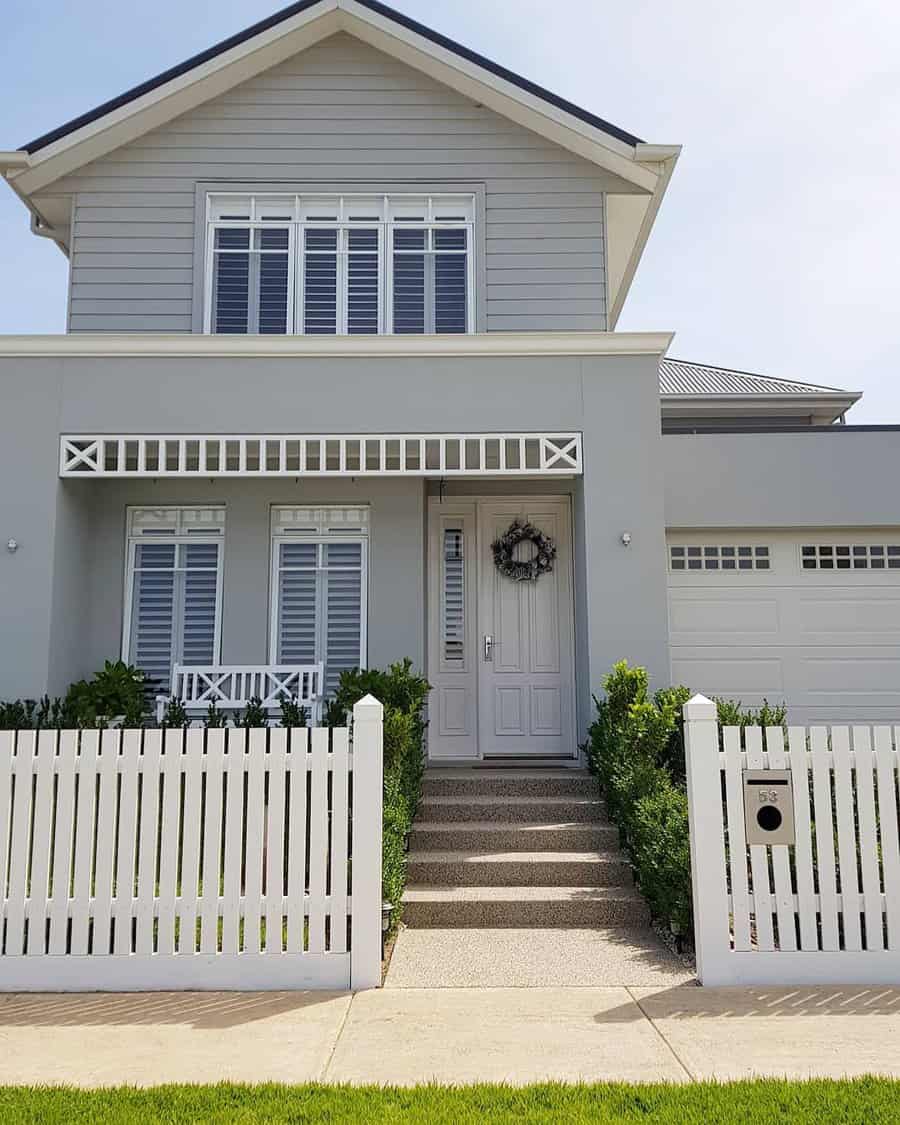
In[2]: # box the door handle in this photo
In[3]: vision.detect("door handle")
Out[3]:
[483,634,494,661]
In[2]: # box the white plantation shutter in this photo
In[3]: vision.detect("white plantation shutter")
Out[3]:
[272,508,367,698]
[181,544,220,666]
[324,542,364,695]
[130,543,177,691]
[276,542,318,664]
[206,194,473,336]
[125,509,224,693]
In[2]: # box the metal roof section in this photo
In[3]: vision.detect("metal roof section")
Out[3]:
[660,357,862,425]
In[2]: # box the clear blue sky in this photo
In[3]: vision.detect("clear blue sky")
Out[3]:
[2,0,899,420]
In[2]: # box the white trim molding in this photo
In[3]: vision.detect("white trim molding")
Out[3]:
[60,433,584,479]
[0,331,673,358]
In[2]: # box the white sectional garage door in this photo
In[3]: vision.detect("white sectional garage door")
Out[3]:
[667,532,900,724]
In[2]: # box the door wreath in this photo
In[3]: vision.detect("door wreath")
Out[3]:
[491,518,557,582]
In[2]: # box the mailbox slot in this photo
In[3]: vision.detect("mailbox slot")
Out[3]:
[742,769,795,846]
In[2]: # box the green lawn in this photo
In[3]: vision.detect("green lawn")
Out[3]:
[0,1079,897,1124]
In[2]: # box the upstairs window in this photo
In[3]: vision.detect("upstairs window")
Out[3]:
[205,194,474,336]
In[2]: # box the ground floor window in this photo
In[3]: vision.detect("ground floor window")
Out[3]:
[123,507,225,693]
[270,506,368,697]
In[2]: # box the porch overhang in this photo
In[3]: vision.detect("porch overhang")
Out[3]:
[60,432,583,479]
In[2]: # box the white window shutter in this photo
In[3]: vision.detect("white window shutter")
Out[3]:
[323,542,364,695]
[276,542,318,664]
[181,543,220,666]
[442,529,465,662]
[129,543,176,693]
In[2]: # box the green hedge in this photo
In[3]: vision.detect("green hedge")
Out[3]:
[331,659,429,925]
[587,660,786,941]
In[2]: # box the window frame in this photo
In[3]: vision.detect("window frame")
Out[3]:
[268,506,369,685]
[121,505,226,687]
[203,192,475,337]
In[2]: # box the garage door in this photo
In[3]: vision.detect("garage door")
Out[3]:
[667,532,900,724]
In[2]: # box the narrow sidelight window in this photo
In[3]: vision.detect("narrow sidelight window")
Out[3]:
[123,507,225,693]
[442,528,465,662]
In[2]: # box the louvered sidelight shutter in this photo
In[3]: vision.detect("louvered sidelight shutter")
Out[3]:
[443,529,465,663]
[434,228,468,334]
[347,227,379,334]
[303,228,338,334]
[276,542,318,664]
[128,543,177,694]
[391,228,426,334]
[256,227,290,334]
[212,228,250,334]
[180,543,220,666]
[323,542,364,696]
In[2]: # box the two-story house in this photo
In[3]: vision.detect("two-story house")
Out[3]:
[1,0,898,760]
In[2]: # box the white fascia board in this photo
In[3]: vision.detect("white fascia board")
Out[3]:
[13,5,343,195]
[336,2,657,192]
[661,392,861,417]
[13,0,663,197]
[0,331,674,359]
[607,147,680,328]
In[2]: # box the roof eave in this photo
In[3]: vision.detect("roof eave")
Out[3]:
[8,0,663,198]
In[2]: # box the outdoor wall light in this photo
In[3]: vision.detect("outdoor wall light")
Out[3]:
[6,538,18,553]
[620,532,632,547]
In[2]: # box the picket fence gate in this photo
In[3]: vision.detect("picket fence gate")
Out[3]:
[685,694,900,986]
[0,695,383,992]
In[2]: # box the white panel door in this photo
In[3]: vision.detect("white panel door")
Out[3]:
[477,499,576,758]
[667,532,900,724]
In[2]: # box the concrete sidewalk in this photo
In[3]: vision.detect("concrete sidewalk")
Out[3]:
[2,985,900,1086]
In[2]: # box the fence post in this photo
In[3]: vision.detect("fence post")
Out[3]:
[350,694,384,990]
[683,694,731,985]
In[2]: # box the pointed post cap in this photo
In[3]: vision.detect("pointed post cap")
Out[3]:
[352,693,383,720]
[683,693,717,722]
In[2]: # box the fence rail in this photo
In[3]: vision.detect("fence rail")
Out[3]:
[0,695,383,992]
[685,694,900,986]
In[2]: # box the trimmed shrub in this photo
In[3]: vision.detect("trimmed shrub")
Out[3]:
[588,661,788,941]
[333,659,430,925]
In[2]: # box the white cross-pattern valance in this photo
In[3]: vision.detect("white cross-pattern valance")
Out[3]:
[59,434,582,478]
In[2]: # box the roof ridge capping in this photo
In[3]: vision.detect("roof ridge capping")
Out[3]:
[20,0,645,154]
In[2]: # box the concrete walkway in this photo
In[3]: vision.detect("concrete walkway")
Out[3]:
[2,985,900,1086]
[385,926,694,987]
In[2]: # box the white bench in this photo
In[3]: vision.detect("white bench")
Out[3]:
[155,663,324,725]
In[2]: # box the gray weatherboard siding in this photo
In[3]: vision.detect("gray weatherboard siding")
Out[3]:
[56,33,615,334]
[0,352,669,737]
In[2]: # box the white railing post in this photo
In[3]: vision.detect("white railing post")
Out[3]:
[683,694,731,985]
[350,694,384,990]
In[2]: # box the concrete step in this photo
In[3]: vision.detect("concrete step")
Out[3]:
[409,821,620,853]
[418,795,606,824]
[406,850,634,888]
[401,885,649,929]
[422,770,597,799]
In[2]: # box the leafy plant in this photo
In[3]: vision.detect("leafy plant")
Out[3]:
[161,697,190,729]
[237,697,268,728]
[333,660,431,924]
[204,702,229,728]
[63,660,148,726]
[715,697,787,729]
[278,694,308,728]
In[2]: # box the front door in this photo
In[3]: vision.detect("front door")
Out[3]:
[427,496,576,761]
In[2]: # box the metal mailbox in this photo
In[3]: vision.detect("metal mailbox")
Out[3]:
[742,769,795,846]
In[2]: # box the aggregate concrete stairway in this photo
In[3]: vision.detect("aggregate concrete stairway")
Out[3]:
[402,768,648,928]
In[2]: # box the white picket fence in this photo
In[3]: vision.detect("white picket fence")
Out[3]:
[0,695,383,992]
[685,694,900,985]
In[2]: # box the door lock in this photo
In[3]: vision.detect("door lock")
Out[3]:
[483,634,494,661]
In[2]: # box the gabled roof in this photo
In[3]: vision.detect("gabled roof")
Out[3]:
[660,357,862,424]
[22,0,643,155]
[0,0,679,321]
